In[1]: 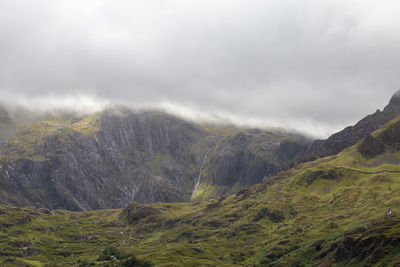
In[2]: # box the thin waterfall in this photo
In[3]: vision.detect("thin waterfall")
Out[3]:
[192,150,210,197]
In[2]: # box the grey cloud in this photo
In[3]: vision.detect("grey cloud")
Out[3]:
[0,0,400,137]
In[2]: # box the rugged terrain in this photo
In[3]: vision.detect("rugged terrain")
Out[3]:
[1,111,400,266]
[0,107,309,210]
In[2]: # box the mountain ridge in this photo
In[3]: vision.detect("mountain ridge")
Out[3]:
[0,107,309,210]
[1,91,400,211]
[296,90,400,162]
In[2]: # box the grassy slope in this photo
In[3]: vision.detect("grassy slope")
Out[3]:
[1,123,400,266]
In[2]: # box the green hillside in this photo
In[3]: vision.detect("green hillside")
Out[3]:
[1,116,400,266]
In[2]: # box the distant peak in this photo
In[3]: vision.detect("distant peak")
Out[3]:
[386,90,400,109]
[392,89,400,98]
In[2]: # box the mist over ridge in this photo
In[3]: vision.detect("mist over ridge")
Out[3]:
[0,94,358,139]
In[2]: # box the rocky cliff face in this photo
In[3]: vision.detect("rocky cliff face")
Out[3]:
[0,107,309,210]
[196,130,308,198]
[2,91,400,211]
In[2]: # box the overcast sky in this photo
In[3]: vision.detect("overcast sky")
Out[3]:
[1,0,400,137]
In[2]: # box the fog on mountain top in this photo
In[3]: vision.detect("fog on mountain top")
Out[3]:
[0,0,399,138]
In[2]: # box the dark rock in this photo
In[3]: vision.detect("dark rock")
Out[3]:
[18,247,41,257]
[358,135,385,158]
[261,244,300,263]
[9,240,32,247]
[357,120,400,159]
[204,196,226,211]
[379,120,400,151]
[311,240,324,252]
[288,209,298,218]
[16,215,31,225]
[121,202,160,225]
[316,217,400,265]
[161,218,180,229]
[74,233,96,241]
[177,231,200,241]
[387,89,400,108]
[253,207,284,223]
[57,251,72,257]
[38,208,51,215]
[9,230,24,235]
[33,226,48,231]
[276,140,308,161]
[211,149,278,186]
[335,236,356,261]
[202,217,223,228]
[306,169,341,185]
[235,188,250,199]
[313,241,339,260]
[232,223,262,235]
[334,234,400,264]
[204,201,221,211]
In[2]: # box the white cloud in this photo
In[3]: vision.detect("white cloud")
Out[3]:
[0,0,399,138]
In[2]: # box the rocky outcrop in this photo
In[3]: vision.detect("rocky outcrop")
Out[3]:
[304,90,400,160]
[208,132,279,187]
[253,207,284,223]
[316,217,400,266]
[276,140,308,161]
[358,120,400,159]
[120,202,160,225]
[379,120,400,151]
[358,135,385,158]
[305,169,341,185]
[0,109,210,210]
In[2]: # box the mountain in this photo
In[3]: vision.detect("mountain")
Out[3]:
[0,107,309,210]
[1,107,400,266]
[303,90,400,160]
[2,91,400,212]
